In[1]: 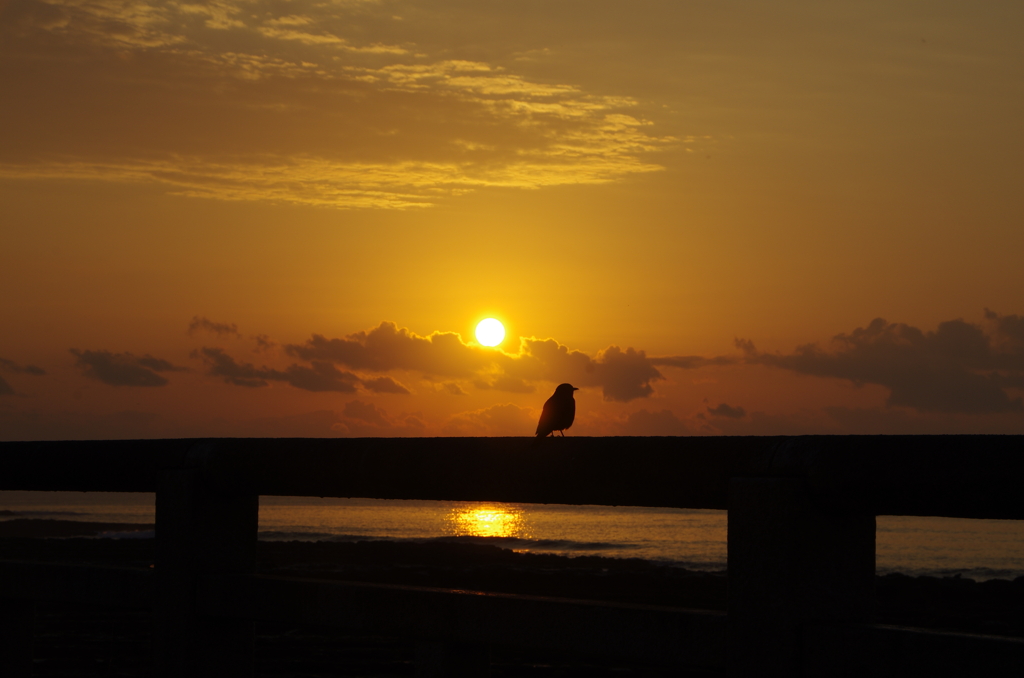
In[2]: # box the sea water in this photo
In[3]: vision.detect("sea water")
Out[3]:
[2,491,1023,580]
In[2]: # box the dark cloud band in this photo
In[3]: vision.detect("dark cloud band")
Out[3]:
[70,349,186,387]
[742,311,1024,414]
[193,347,408,395]
[285,321,671,402]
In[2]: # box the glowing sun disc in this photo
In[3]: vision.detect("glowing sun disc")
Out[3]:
[475,318,505,347]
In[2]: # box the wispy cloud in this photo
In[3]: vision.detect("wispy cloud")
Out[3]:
[176,2,247,30]
[1,0,674,208]
[0,357,46,376]
[187,315,241,338]
[0,357,46,396]
[10,0,187,48]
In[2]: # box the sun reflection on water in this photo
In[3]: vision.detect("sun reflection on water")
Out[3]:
[444,503,531,540]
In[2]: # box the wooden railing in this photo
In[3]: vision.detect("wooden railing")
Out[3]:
[2,435,1023,677]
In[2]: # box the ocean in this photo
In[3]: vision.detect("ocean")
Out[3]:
[2,491,1023,581]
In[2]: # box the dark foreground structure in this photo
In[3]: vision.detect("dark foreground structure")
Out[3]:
[2,435,1023,677]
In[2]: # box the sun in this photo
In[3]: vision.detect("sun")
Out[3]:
[475,318,505,347]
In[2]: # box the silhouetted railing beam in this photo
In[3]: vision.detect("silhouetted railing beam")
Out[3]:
[2,435,1022,518]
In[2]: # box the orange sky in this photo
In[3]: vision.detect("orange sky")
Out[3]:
[2,0,1023,439]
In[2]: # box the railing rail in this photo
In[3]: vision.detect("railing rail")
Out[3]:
[2,435,1023,676]
[4,435,1023,517]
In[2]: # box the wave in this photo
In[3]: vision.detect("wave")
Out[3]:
[256,530,641,553]
[0,509,87,519]
[877,565,1024,582]
[434,535,642,552]
[640,555,728,572]
[259,530,352,542]
[0,518,154,539]
[96,529,156,540]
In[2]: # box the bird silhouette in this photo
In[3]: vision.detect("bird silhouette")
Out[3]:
[536,383,579,437]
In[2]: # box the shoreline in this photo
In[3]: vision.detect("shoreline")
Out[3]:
[3,527,1023,676]
[2,523,1023,638]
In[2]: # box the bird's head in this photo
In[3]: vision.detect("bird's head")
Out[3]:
[555,383,579,396]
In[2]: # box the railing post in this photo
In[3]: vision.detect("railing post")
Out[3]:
[0,598,33,677]
[728,478,875,677]
[154,443,257,678]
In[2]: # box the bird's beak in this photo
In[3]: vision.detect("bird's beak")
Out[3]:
[573,387,579,391]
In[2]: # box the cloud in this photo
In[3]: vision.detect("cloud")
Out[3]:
[0,0,71,33]
[282,362,362,393]
[0,357,46,394]
[178,2,248,31]
[1,0,182,48]
[361,376,411,394]
[258,25,407,53]
[191,347,270,388]
[286,322,489,376]
[734,338,757,356]
[192,346,410,394]
[441,382,468,396]
[0,357,47,376]
[707,403,746,418]
[192,347,361,392]
[498,341,663,401]
[589,345,662,401]
[985,308,1024,352]
[188,316,241,338]
[252,334,277,354]
[285,321,678,402]
[0,0,672,209]
[746,311,1024,414]
[70,349,186,387]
